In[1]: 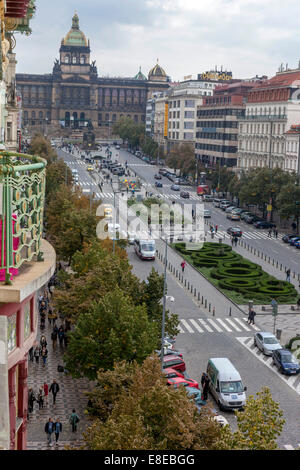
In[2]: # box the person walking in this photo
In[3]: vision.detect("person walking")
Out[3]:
[247,308,256,325]
[200,372,207,389]
[69,409,80,432]
[45,418,55,447]
[202,375,210,401]
[37,387,44,410]
[41,346,48,367]
[54,418,62,445]
[28,346,34,362]
[34,345,41,364]
[215,224,218,234]
[286,268,291,282]
[231,236,234,246]
[58,326,65,347]
[275,228,278,239]
[49,379,60,405]
[51,328,58,349]
[181,260,186,273]
[28,388,36,413]
[43,382,49,404]
[268,228,272,238]
[40,335,47,349]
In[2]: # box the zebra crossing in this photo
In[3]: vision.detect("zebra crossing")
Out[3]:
[236,336,300,396]
[283,444,300,450]
[178,317,260,334]
[204,228,286,241]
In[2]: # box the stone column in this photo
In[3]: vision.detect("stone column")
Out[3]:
[17,359,28,450]
[8,365,16,450]
[0,316,10,450]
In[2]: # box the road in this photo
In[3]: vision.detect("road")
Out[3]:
[56,144,300,450]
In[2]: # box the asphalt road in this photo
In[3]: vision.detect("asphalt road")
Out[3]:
[56,144,300,450]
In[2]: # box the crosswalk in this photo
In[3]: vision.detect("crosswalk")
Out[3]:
[236,336,300,396]
[283,443,300,450]
[178,317,260,334]
[204,228,286,241]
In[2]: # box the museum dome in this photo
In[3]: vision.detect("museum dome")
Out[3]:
[148,61,167,80]
[62,13,88,47]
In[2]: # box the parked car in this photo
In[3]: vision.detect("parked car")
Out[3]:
[167,377,199,389]
[159,168,168,176]
[204,209,211,218]
[254,332,282,356]
[155,181,163,188]
[150,160,156,165]
[282,234,297,243]
[115,145,120,150]
[156,348,183,358]
[254,221,275,229]
[272,349,300,375]
[154,174,162,180]
[225,206,236,214]
[171,184,180,191]
[240,211,252,221]
[203,194,213,202]
[180,191,190,199]
[162,355,186,372]
[163,368,185,379]
[294,240,300,249]
[227,227,243,237]
[244,214,261,224]
[220,201,231,210]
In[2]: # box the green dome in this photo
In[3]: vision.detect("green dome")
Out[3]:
[134,67,147,81]
[63,13,88,47]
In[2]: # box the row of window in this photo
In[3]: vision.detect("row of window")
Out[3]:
[239,158,284,170]
[195,153,237,167]
[246,106,286,117]
[197,109,244,117]
[64,54,87,65]
[239,122,285,135]
[196,132,237,141]
[196,120,238,128]
[239,140,285,154]
[168,132,194,140]
[195,143,238,153]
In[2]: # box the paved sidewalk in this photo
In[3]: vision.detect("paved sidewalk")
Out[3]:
[27,299,95,450]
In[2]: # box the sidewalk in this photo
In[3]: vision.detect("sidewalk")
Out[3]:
[27,296,95,450]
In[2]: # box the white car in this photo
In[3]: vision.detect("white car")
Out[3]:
[254,332,282,356]
[204,209,211,218]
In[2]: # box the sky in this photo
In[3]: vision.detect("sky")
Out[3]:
[15,0,300,81]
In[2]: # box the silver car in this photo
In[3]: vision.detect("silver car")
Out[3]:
[254,332,282,356]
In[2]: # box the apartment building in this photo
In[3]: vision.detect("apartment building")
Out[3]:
[284,125,300,174]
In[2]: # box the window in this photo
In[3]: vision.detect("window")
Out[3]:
[7,313,17,353]
[184,121,194,129]
[184,111,194,118]
[6,122,12,141]
[24,301,31,340]
[80,56,85,64]
[184,132,193,140]
[185,99,195,107]
[65,55,70,64]
[72,56,77,64]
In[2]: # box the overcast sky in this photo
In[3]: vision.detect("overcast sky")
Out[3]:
[15,0,300,81]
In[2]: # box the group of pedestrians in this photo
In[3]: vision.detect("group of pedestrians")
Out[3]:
[44,409,79,446]
[231,236,238,247]
[28,379,60,415]
[268,225,278,238]
[209,225,218,239]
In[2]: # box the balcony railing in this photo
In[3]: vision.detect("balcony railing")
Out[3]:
[239,114,287,121]
[0,152,46,284]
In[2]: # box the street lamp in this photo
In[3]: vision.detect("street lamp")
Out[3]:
[111,178,123,253]
[160,236,168,370]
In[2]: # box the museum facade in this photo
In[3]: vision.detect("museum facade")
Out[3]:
[16,13,170,137]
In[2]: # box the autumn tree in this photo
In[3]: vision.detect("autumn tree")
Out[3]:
[277,183,300,234]
[29,133,58,163]
[63,290,159,380]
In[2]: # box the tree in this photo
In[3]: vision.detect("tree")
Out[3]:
[218,387,285,450]
[29,133,58,163]
[166,144,195,178]
[210,165,235,193]
[83,356,223,450]
[277,183,300,234]
[45,159,72,204]
[112,116,144,148]
[63,290,159,380]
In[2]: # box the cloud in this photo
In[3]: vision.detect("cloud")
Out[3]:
[15,0,300,81]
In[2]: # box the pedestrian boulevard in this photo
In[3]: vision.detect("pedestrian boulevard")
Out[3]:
[178,317,260,334]
[236,337,300,396]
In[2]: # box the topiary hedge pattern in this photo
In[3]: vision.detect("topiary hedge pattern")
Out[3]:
[174,242,298,304]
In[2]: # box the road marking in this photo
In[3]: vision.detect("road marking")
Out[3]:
[242,318,260,331]
[215,318,232,332]
[236,337,300,396]
[233,317,251,331]
[206,318,222,332]
[198,318,214,332]
[225,318,242,332]
[180,319,194,333]
[283,444,300,450]
[189,319,204,333]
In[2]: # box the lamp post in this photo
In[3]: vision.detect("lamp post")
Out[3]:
[160,236,168,370]
[111,178,122,253]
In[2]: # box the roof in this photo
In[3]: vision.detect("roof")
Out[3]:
[134,67,147,81]
[149,62,166,79]
[208,358,241,380]
[254,70,300,90]
[62,13,88,47]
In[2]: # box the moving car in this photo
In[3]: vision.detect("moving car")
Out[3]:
[87,165,94,172]
[225,206,236,214]
[154,174,162,180]
[272,349,300,375]
[167,377,199,389]
[204,209,211,218]
[227,227,242,237]
[206,358,247,411]
[240,211,252,221]
[162,355,186,372]
[134,239,156,260]
[115,145,120,149]
[220,201,231,210]
[254,221,275,229]
[203,194,213,202]
[180,191,190,199]
[213,198,223,207]
[155,181,163,188]
[171,184,180,191]
[226,212,241,221]
[253,332,282,356]
[244,214,261,224]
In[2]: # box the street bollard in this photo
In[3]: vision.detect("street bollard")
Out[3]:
[272,259,274,266]
[280,264,282,271]
[201,296,204,304]
[176,270,178,278]
[188,281,190,290]
[198,292,200,301]
[205,299,207,309]
[276,261,278,268]
[185,279,187,287]
[213,307,215,316]
[293,272,295,279]
[268,257,270,263]
[229,307,232,316]
[194,288,196,297]
[191,284,193,292]
[209,303,211,312]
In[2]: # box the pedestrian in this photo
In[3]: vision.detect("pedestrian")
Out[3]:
[63,330,68,348]
[181,260,186,273]
[37,387,44,409]
[58,326,65,347]
[231,236,234,246]
[234,236,238,247]
[28,388,36,413]
[69,409,80,432]
[49,379,60,405]
[40,311,46,329]
[275,229,278,238]
[202,375,210,401]
[39,301,47,316]
[215,224,218,234]
[247,308,256,325]
[286,268,291,282]
[51,328,58,349]
[40,335,47,349]
[268,228,272,238]
[292,221,297,231]
[54,418,62,445]
[41,346,48,367]
[43,382,49,404]
[38,293,44,309]
[28,346,34,362]
[273,225,276,236]
[200,372,207,389]
[45,418,55,447]
[34,345,41,364]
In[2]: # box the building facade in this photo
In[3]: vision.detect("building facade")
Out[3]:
[16,14,170,137]
[195,82,255,168]
[284,124,300,174]
[237,68,300,171]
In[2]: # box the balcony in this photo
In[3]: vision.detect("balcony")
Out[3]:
[239,114,287,121]
[0,151,47,285]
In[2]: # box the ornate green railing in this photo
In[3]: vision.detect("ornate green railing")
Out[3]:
[0,152,47,284]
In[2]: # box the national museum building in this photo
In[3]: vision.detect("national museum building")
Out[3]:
[16,13,170,136]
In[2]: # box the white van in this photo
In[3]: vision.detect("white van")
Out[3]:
[206,358,247,411]
[213,198,222,207]
[134,239,156,260]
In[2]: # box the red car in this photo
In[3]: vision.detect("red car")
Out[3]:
[167,377,199,389]
[163,367,185,379]
[162,355,186,372]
